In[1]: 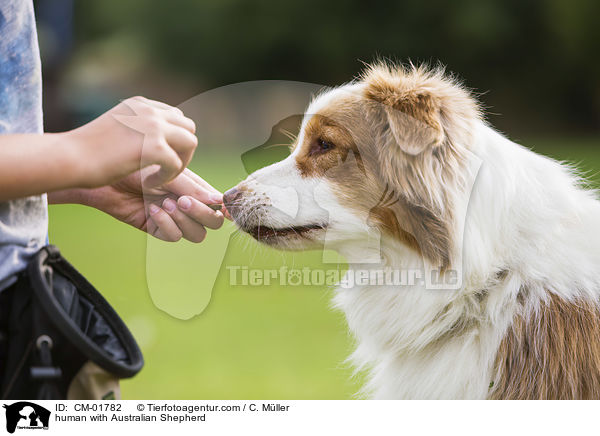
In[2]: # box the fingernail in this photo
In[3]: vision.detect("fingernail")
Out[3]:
[178,196,192,210]
[163,198,176,213]
[209,193,223,203]
[149,204,160,215]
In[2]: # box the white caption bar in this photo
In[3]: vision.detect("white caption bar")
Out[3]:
[0,400,596,435]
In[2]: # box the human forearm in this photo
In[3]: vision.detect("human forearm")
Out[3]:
[2,97,198,203]
[0,132,82,201]
[47,187,93,206]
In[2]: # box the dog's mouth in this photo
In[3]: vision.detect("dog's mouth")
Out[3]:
[247,224,326,241]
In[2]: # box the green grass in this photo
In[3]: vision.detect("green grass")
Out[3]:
[48,138,599,399]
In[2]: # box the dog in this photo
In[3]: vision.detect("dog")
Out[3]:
[223,62,600,399]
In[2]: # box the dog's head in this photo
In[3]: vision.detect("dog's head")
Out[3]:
[225,63,480,268]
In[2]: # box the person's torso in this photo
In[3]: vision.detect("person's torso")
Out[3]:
[0,0,48,291]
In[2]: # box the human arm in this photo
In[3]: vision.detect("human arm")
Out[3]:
[2,96,226,241]
[0,96,197,202]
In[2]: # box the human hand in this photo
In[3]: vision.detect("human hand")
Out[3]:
[64,96,198,189]
[56,168,226,242]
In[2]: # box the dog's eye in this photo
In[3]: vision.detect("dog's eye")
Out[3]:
[317,138,334,151]
[318,139,333,150]
[309,137,335,156]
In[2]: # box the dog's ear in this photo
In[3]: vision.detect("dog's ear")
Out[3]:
[364,70,445,155]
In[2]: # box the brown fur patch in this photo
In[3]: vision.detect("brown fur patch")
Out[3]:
[365,185,452,267]
[364,74,444,155]
[368,205,421,254]
[295,113,359,178]
[490,293,600,400]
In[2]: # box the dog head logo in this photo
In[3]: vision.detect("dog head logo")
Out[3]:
[3,402,50,433]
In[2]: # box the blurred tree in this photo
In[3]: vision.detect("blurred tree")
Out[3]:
[62,0,600,134]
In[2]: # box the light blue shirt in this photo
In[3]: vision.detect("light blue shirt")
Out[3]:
[0,0,48,291]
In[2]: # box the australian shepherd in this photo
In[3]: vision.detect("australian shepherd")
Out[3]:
[223,62,600,399]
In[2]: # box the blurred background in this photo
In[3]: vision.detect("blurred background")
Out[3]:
[37,0,600,136]
[36,0,599,398]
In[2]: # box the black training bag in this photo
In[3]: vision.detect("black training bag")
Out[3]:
[0,245,143,400]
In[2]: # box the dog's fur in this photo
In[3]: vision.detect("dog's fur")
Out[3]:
[224,63,600,399]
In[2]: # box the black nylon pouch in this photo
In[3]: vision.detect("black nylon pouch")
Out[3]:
[0,245,143,399]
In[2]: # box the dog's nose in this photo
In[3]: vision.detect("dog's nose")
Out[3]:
[223,187,243,208]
